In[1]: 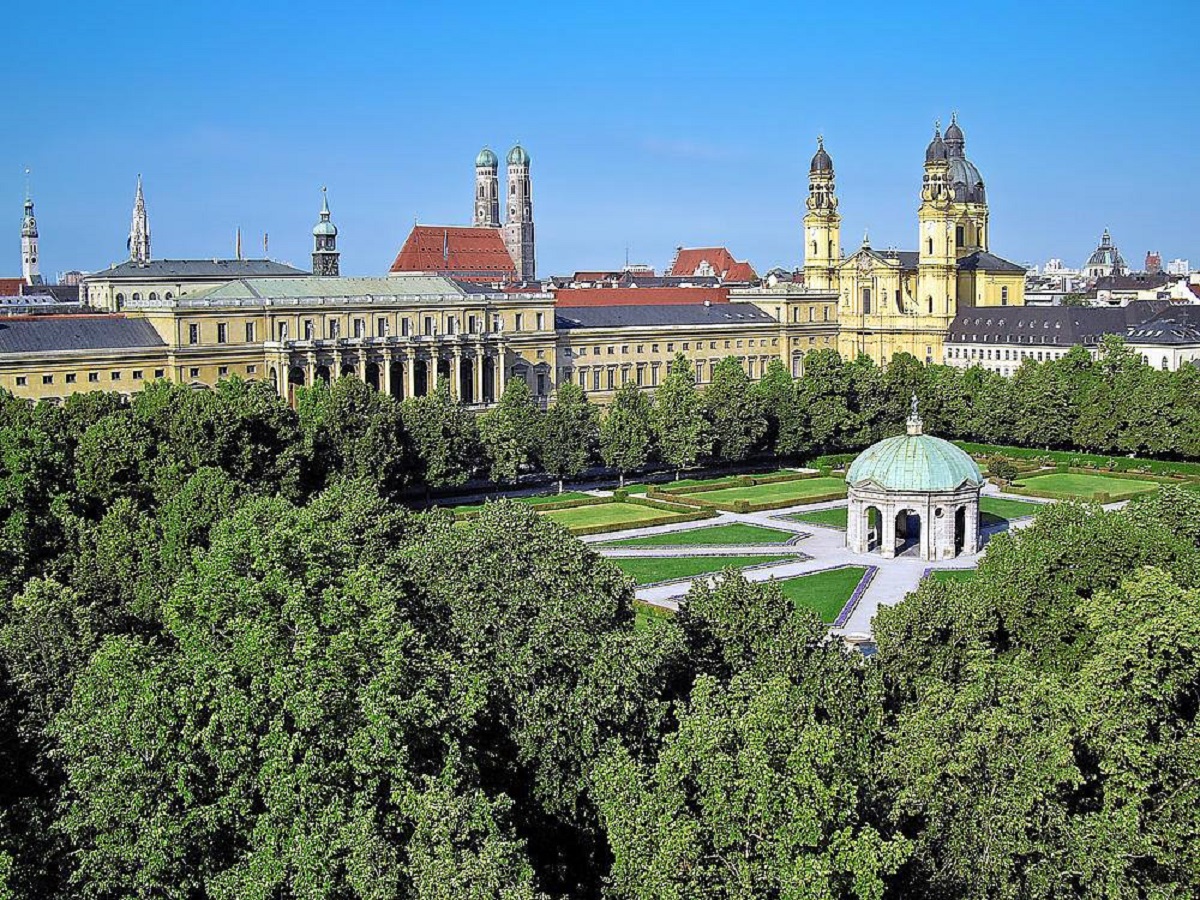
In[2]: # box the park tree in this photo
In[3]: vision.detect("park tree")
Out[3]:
[537,382,597,492]
[795,349,857,454]
[652,353,708,478]
[401,383,481,495]
[702,356,766,464]
[479,378,543,484]
[986,455,1019,488]
[600,382,654,487]
[751,357,806,459]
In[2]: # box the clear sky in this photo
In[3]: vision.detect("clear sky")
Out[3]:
[8,0,1198,280]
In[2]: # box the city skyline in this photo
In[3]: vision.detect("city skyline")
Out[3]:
[7,0,1198,279]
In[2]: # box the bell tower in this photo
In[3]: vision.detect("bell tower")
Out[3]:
[917,124,956,318]
[474,147,500,227]
[21,189,41,286]
[802,136,841,291]
[502,144,535,281]
[311,187,340,276]
[128,175,151,264]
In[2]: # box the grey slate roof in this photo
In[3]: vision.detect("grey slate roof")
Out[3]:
[957,251,1027,274]
[1127,306,1200,345]
[0,316,166,354]
[556,304,776,330]
[947,301,1168,346]
[84,259,309,280]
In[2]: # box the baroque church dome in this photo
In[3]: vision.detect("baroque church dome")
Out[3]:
[943,116,986,203]
[810,137,833,173]
[1085,228,1127,271]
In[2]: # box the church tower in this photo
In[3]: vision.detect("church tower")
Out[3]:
[917,124,956,318]
[802,136,841,291]
[311,187,340,276]
[502,144,535,281]
[474,147,500,227]
[128,175,151,264]
[943,114,989,256]
[21,193,41,285]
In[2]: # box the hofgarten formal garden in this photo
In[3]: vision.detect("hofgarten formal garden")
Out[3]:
[3,339,1200,898]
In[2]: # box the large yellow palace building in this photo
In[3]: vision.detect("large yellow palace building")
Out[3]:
[803,116,1026,364]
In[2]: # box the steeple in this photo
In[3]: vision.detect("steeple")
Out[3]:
[20,176,41,285]
[128,175,151,264]
[474,147,500,228]
[502,143,535,280]
[311,186,340,276]
[803,135,841,291]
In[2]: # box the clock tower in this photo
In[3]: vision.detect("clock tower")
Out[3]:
[311,187,340,277]
[21,193,41,286]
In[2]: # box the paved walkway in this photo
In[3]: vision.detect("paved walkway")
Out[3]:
[587,484,1061,637]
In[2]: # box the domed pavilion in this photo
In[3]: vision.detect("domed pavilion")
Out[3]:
[845,398,984,560]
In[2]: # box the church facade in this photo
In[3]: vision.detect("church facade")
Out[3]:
[802,117,1027,364]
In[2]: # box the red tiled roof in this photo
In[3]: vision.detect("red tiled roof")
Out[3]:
[666,247,757,283]
[553,286,729,308]
[389,225,516,283]
[0,278,25,296]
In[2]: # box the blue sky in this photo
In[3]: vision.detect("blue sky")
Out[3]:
[8,0,1198,280]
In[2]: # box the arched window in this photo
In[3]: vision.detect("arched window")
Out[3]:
[148,292,158,302]
[132,292,141,301]
[165,292,173,300]
[115,293,125,305]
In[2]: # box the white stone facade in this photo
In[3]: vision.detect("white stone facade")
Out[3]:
[846,482,980,561]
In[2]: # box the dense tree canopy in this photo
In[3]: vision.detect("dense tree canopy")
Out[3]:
[0,349,1199,897]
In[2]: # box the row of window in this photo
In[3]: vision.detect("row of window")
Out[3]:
[571,355,779,391]
[186,311,548,346]
[12,364,259,389]
[565,336,779,359]
[949,347,1067,363]
[115,290,175,304]
[788,306,833,323]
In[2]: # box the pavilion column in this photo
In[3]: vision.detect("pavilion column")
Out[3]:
[967,496,980,553]
[381,348,393,397]
[881,504,897,559]
[473,350,485,405]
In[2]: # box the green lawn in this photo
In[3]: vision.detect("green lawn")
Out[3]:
[786,506,849,528]
[540,502,693,532]
[680,477,847,506]
[979,496,1046,524]
[613,554,792,586]
[1015,472,1158,501]
[633,600,673,631]
[664,469,800,490]
[929,568,976,584]
[774,567,868,623]
[602,523,797,548]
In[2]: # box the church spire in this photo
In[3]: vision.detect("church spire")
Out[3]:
[128,175,151,264]
[311,186,340,276]
[20,171,41,285]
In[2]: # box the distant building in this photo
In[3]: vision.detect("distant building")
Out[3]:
[1083,228,1128,279]
[1125,305,1200,371]
[943,301,1168,375]
[82,259,310,311]
[389,225,518,283]
[667,246,757,283]
[1167,258,1191,276]
[1145,251,1163,274]
[1091,272,1171,306]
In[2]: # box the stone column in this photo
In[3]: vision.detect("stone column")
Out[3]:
[404,349,416,400]
[496,350,507,397]
[846,497,860,553]
[306,352,316,386]
[430,352,440,393]
[473,350,484,405]
[881,504,897,559]
[333,349,343,379]
[358,351,367,384]
[967,496,980,554]
[452,347,463,399]
[381,348,393,397]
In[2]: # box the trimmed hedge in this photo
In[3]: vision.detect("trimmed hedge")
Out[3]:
[955,441,1200,478]
[647,487,848,515]
[1005,484,1150,505]
[652,471,821,497]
